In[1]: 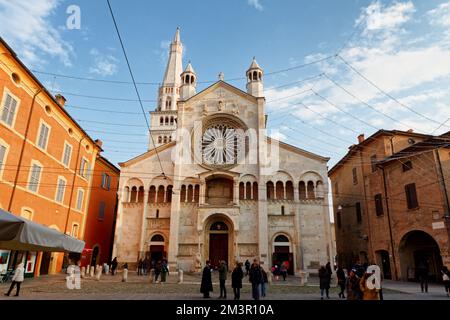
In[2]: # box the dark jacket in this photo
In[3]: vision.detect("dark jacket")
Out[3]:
[200,266,213,294]
[231,267,244,288]
[261,269,268,283]
[219,263,228,281]
[336,268,346,284]
[319,267,331,289]
[249,265,262,285]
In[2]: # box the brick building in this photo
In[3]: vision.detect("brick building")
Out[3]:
[0,37,104,277]
[329,130,450,281]
[83,155,120,267]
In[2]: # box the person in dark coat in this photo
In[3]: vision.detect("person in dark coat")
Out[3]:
[249,259,263,300]
[336,266,346,299]
[417,260,429,293]
[245,259,251,276]
[231,262,244,300]
[155,260,162,283]
[346,269,361,300]
[441,266,450,297]
[200,260,213,298]
[319,266,331,299]
[261,267,268,298]
[138,259,143,276]
[111,257,118,275]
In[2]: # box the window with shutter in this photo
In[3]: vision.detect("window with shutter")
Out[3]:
[375,194,384,216]
[98,202,106,220]
[0,145,6,177]
[1,93,18,126]
[55,178,66,203]
[62,143,72,167]
[37,122,50,150]
[405,183,419,209]
[28,164,42,192]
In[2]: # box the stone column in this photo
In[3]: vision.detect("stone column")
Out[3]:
[168,183,181,271]
[191,185,195,202]
[294,186,299,202]
[233,179,239,205]
[199,181,206,205]
[257,178,269,267]
[138,188,149,257]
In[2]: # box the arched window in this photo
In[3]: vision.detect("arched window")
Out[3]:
[148,186,156,204]
[186,74,190,84]
[123,186,130,202]
[316,181,324,198]
[253,71,257,81]
[299,181,306,200]
[275,235,289,242]
[165,117,169,125]
[286,181,294,200]
[157,185,165,203]
[130,186,137,202]
[163,136,167,143]
[166,185,173,203]
[137,186,144,203]
[246,182,252,200]
[194,185,200,203]
[160,117,163,125]
[187,185,194,202]
[158,136,162,144]
[169,136,172,142]
[180,185,186,202]
[156,209,159,218]
[239,182,245,200]
[281,205,285,215]
[253,182,258,200]
[266,181,274,200]
[210,221,228,231]
[170,117,174,125]
[307,181,315,199]
[151,234,164,242]
[276,181,284,199]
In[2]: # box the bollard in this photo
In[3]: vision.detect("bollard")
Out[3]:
[149,269,155,283]
[80,266,86,278]
[122,268,128,282]
[90,265,95,277]
[268,271,273,284]
[299,271,309,286]
[178,269,183,284]
[96,266,102,281]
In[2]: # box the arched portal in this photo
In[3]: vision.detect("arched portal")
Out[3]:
[148,234,166,264]
[375,250,392,280]
[398,230,443,282]
[272,234,294,275]
[204,215,234,270]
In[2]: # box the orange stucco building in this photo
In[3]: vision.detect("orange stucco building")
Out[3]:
[83,156,120,267]
[0,37,103,277]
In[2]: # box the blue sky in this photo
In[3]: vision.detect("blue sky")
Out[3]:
[1,0,450,168]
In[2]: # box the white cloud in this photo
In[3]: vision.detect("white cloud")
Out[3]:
[0,0,73,66]
[89,48,119,76]
[248,0,263,11]
[428,2,450,27]
[356,1,415,32]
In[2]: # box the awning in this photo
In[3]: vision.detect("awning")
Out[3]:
[0,209,85,253]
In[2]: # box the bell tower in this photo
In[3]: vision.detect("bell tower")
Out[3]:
[246,57,264,98]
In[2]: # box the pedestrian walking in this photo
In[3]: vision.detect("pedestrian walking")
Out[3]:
[143,258,149,276]
[245,259,251,276]
[261,266,268,298]
[249,259,263,300]
[138,259,143,276]
[417,260,429,293]
[346,269,361,300]
[200,260,213,298]
[4,262,24,297]
[155,260,162,283]
[231,262,243,300]
[111,257,118,275]
[319,265,331,299]
[441,266,450,297]
[161,260,169,282]
[280,262,287,281]
[325,262,333,285]
[218,260,228,299]
[336,266,346,299]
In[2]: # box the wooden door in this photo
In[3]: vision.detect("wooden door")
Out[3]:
[209,234,228,269]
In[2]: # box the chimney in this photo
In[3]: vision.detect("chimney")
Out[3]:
[357,134,365,144]
[55,94,66,108]
[95,139,103,149]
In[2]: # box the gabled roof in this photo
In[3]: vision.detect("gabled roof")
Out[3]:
[180,80,260,104]
[268,137,330,163]
[377,136,450,166]
[119,141,176,167]
[328,129,433,176]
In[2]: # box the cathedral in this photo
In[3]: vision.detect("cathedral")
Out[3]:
[112,28,334,275]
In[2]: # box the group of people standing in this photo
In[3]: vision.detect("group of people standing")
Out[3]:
[200,259,268,300]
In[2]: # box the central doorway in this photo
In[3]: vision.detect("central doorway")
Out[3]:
[205,218,233,270]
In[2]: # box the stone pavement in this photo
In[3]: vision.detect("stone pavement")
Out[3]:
[0,271,449,300]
